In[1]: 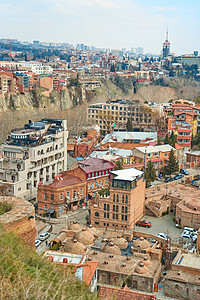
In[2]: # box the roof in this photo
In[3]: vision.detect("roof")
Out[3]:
[44,174,83,189]
[82,261,99,286]
[175,143,184,149]
[110,168,144,181]
[78,157,114,173]
[99,286,156,300]
[67,155,77,169]
[186,150,200,156]
[89,149,132,159]
[101,131,157,144]
[100,142,147,150]
[134,144,175,154]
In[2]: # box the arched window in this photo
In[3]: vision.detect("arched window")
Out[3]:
[122,195,124,203]
[126,195,128,203]
[125,206,128,213]
[47,148,49,152]
[41,149,44,155]
[116,194,119,202]
[113,194,115,202]
[55,145,58,150]
[116,205,119,212]
[107,204,110,211]
[37,150,40,155]
[113,205,115,212]
[95,212,99,217]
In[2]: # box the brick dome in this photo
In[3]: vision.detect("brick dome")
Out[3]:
[111,236,128,249]
[141,256,152,267]
[102,242,121,255]
[132,237,150,250]
[63,239,86,254]
[135,262,149,274]
[74,227,95,245]
[68,222,82,231]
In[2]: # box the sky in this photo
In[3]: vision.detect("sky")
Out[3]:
[1,0,200,55]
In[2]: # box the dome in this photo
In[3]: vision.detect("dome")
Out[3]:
[74,227,95,245]
[63,239,86,254]
[135,262,149,274]
[185,199,200,211]
[132,237,150,250]
[87,225,100,238]
[68,222,82,231]
[141,257,152,267]
[102,242,121,255]
[111,236,128,249]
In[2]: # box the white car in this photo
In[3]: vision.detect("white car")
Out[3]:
[192,234,197,242]
[39,232,50,241]
[158,233,168,241]
[180,231,191,239]
[35,239,41,247]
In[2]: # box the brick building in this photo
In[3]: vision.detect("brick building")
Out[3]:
[186,150,200,167]
[38,174,86,216]
[89,168,145,230]
[66,158,114,196]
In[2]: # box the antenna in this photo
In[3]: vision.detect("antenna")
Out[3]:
[166,27,168,41]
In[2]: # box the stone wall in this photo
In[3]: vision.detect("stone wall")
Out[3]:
[0,196,36,247]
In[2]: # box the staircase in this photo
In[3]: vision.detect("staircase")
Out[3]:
[145,203,160,218]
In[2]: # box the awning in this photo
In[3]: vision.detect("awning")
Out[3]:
[47,208,55,214]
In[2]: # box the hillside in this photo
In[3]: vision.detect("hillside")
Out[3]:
[0,226,97,300]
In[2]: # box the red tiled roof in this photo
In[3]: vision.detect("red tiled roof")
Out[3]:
[82,261,99,286]
[177,128,192,132]
[78,157,114,173]
[100,142,147,150]
[174,111,197,116]
[175,143,184,149]
[99,286,156,300]
[44,174,83,189]
[67,144,75,151]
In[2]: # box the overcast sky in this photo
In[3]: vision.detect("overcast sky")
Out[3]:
[1,0,200,55]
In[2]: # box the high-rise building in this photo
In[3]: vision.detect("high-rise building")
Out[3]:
[162,29,170,58]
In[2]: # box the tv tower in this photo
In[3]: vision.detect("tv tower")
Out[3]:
[162,28,170,58]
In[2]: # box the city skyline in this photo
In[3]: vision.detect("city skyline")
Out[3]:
[0,0,200,54]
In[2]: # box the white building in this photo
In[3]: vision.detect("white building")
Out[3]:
[0,119,68,201]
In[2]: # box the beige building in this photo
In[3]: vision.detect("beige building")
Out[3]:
[87,100,154,135]
[89,168,145,231]
[0,119,68,201]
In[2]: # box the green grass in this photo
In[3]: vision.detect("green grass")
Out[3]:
[0,202,12,215]
[0,226,98,299]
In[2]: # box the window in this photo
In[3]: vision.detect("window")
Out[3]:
[92,173,94,177]
[113,194,115,202]
[125,215,127,221]
[95,182,98,188]
[104,204,106,210]
[95,212,99,217]
[122,206,124,212]
[106,180,108,185]
[122,195,124,203]
[116,205,119,212]
[44,205,47,210]
[113,205,115,212]
[102,171,104,175]
[95,222,99,225]
[107,213,109,218]
[44,193,47,200]
[116,194,119,202]
[46,175,49,182]
[51,194,54,201]
[121,215,124,220]
[99,181,101,187]
[60,193,63,201]
[125,206,128,213]
[88,184,90,189]
[102,180,104,186]
[116,214,118,220]
[92,183,94,189]
[80,189,83,195]
[113,214,115,219]
[107,204,110,211]
[104,212,106,218]
[88,173,91,179]
[34,181,37,187]
[73,190,76,198]
[126,195,128,203]
[95,172,98,177]
[67,192,70,199]
[11,175,15,182]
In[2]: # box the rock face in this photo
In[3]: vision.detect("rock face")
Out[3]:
[0,196,36,247]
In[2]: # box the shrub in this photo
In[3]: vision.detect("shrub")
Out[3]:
[0,202,12,215]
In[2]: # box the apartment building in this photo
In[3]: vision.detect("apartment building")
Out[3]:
[0,72,18,95]
[132,144,177,174]
[165,103,198,148]
[87,100,154,135]
[0,119,68,201]
[89,168,145,230]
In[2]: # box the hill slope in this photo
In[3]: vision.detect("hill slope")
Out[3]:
[0,226,97,300]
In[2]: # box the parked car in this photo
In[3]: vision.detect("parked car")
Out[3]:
[183,227,195,233]
[35,240,41,247]
[180,231,191,239]
[164,177,174,183]
[174,173,183,180]
[136,220,152,228]
[192,234,197,243]
[180,169,189,175]
[158,233,168,241]
[39,232,50,241]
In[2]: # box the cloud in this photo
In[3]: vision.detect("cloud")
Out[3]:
[154,6,180,12]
